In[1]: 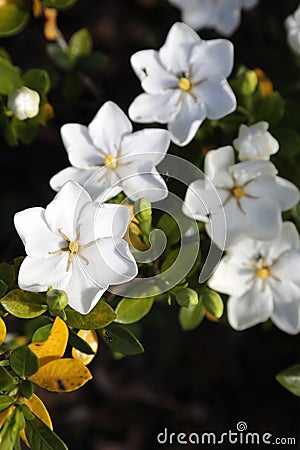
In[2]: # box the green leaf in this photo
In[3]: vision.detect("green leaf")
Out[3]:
[104,323,144,356]
[173,287,198,308]
[23,69,51,95]
[0,263,16,290]
[18,380,33,399]
[69,28,92,59]
[11,117,39,145]
[0,366,18,391]
[255,91,285,127]
[0,57,22,94]
[25,415,69,450]
[20,403,34,420]
[0,279,8,298]
[0,289,47,318]
[276,364,300,397]
[0,3,30,37]
[9,346,39,378]
[32,324,52,343]
[0,395,16,412]
[0,407,25,450]
[65,300,116,330]
[47,44,72,71]
[115,297,154,324]
[68,329,95,355]
[179,299,206,331]
[157,213,180,244]
[202,289,224,319]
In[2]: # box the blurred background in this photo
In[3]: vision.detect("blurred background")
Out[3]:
[1,0,300,448]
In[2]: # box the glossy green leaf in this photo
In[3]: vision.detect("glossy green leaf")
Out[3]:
[47,43,72,71]
[179,298,206,331]
[115,297,154,324]
[0,3,29,37]
[157,213,180,244]
[0,289,47,318]
[202,289,224,319]
[68,328,95,355]
[0,57,22,94]
[0,395,16,412]
[0,263,16,290]
[23,69,51,95]
[104,323,144,356]
[0,280,8,298]
[276,364,300,397]
[11,117,39,145]
[43,0,77,9]
[0,366,18,391]
[69,28,92,59]
[25,415,68,450]
[65,300,116,330]
[10,346,39,378]
[0,407,24,450]
[18,380,34,399]
[173,287,198,308]
[32,324,52,343]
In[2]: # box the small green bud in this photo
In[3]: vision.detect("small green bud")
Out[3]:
[46,289,68,313]
[133,198,152,223]
[202,289,224,319]
[173,287,198,308]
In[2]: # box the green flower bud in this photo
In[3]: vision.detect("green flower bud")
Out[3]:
[133,198,152,223]
[46,289,68,312]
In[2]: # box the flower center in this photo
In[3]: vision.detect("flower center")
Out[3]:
[104,154,118,169]
[178,77,192,92]
[232,186,245,198]
[68,241,79,254]
[256,266,271,279]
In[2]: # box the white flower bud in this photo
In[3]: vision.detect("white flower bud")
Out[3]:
[8,86,40,121]
[233,121,279,161]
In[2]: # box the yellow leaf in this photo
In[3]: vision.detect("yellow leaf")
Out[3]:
[72,330,98,366]
[29,358,92,392]
[0,405,14,429]
[254,67,273,99]
[44,7,58,41]
[20,394,52,448]
[28,317,68,366]
[0,317,6,346]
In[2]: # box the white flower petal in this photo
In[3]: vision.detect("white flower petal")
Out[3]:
[88,101,132,153]
[208,256,253,297]
[272,251,300,286]
[131,50,178,94]
[45,181,91,240]
[82,167,122,202]
[215,1,241,35]
[82,238,138,286]
[244,196,282,241]
[14,207,62,258]
[128,91,180,124]
[227,279,273,330]
[18,254,71,292]
[194,79,236,120]
[119,162,168,202]
[271,298,300,335]
[64,258,107,315]
[168,95,206,146]
[190,39,234,80]
[171,0,215,30]
[205,146,234,181]
[121,129,170,165]
[183,180,219,221]
[60,124,100,169]
[50,166,96,192]
[259,222,300,262]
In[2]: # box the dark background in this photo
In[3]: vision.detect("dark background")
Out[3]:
[1,0,300,448]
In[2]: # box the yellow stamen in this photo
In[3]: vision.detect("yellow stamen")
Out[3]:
[232,186,245,199]
[256,267,270,279]
[68,241,79,254]
[178,77,192,92]
[104,154,118,169]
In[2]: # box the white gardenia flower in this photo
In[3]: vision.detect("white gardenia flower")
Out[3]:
[182,146,299,249]
[14,181,138,315]
[285,5,300,55]
[128,22,236,146]
[50,101,170,203]
[8,86,40,121]
[209,222,300,334]
[233,121,279,161]
[167,0,258,36]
